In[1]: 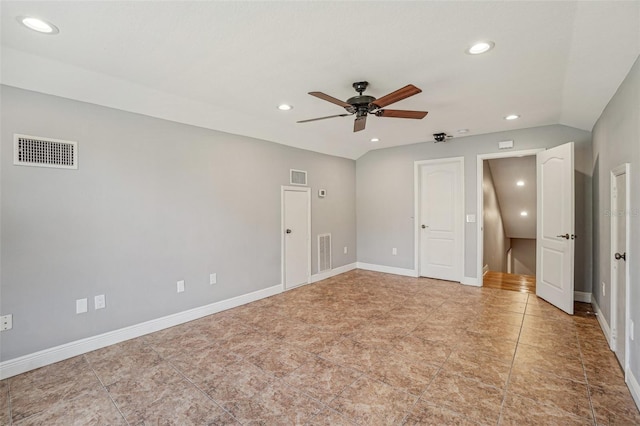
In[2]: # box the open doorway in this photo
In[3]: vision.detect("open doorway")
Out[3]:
[478,144,576,313]
[480,155,537,294]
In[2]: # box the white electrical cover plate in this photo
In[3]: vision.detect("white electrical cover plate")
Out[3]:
[498,140,514,149]
[95,294,106,310]
[76,298,88,314]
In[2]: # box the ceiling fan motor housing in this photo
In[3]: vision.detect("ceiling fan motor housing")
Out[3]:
[348,81,377,114]
[346,95,376,112]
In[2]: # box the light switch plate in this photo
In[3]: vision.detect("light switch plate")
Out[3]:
[177,280,185,293]
[76,298,88,314]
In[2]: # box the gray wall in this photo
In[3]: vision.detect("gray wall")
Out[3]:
[511,238,536,276]
[482,161,510,272]
[0,86,357,360]
[356,124,592,291]
[592,55,640,379]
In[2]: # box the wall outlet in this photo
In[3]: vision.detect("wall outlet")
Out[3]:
[344,246,348,254]
[210,273,217,285]
[0,314,13,331]
[392,247,397,255]
[76,298,88,314]
[602,281,606,297]
[94,294,106,310]
[177,280,185,293]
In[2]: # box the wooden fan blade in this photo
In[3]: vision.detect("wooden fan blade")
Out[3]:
[376,109,428,119]
[308,92,352,108]
[297,113,352,123]
[371,84,422,108]
[354,115,367,132]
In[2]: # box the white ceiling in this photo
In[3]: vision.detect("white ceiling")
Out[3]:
[488,156,536,239]
[1,1,639,159]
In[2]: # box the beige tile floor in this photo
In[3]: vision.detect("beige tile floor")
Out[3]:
[2,270,639,425]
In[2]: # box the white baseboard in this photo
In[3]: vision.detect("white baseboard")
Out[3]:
[311,262,357,283]
[627,369,640,412]
[592,297,612,348]
[0,284,282,380]
[356,262,418,277]
[574,291,592,303]
[461,276,481,286]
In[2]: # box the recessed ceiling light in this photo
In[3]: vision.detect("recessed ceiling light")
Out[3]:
[370,138,380,142]
[520,211,528,216]
[278,104,293,111]
[457,129,469,134]
[505,114,520,120]
[18,16,59,34]
[466,41,495,55]
[516,180,525,186]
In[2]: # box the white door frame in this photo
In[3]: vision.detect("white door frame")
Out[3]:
[414,157,465,280]
[476,149,544,283]
[610,163,631,377]
[281,185,311,290]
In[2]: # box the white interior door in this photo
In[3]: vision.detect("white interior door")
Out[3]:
[283,187,310,289]
[536,142,575,314]
[418,159,463,281]
[612,166,629,370]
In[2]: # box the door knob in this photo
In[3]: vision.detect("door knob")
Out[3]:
[556,234,570,239]
[421,224,427,229]
[615,252,626,261]
[286,229,292,234]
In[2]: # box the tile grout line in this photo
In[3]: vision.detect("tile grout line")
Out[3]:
[147,344,245,425]
[496,292,529,426]
[574,320,599,425]
[7,378,12,426]
[82,354,131,426]
[397,290,473,426]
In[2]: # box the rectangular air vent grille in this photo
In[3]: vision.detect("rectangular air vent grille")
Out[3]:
[290,169,307,186]
[318,233,332,273]
[14,134,78,170]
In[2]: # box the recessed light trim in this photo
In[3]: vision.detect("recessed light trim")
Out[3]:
[466,41,495,55]
[370,138,380,142]
[505,114,520,120]
[277,104,293,111]
[457,129,469,134]
[520,211,528,217]
[18,16,59,34]
[516,180,525,186]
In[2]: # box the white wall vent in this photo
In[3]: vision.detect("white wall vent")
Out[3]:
[14,134,78,170]
[290,169,307,186]
[318,233,332,273]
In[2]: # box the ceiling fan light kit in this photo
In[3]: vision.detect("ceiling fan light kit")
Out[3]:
[298,81,429,132]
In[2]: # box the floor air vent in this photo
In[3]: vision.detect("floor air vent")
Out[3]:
[14,134,78,170]
[318,233,332,273]
[290,169,307,186]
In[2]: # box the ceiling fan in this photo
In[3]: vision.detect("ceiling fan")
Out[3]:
[298,81,428,132]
